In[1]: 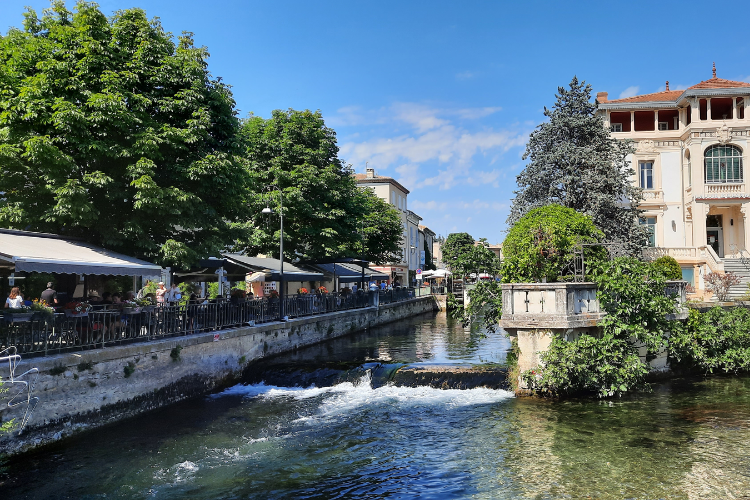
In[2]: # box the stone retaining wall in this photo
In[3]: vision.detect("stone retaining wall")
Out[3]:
[1,296,438,457]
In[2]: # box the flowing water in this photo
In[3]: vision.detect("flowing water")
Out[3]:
[4,312,750,499]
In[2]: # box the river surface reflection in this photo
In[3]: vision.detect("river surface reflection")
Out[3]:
[3,312,750,499]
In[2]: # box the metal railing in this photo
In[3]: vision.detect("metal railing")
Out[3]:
[1,288,423,357]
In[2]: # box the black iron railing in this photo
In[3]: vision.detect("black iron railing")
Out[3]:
[1,288,421,357]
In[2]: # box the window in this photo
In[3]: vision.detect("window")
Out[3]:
[639,161,654,189]
[640,217,656,247]
[658,122,668,131]
[611,123,622,132]
[687,157,692,186]
[391,192,395,206]
[704,145,743,183]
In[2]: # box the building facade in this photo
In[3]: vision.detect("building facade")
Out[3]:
[598,66,750,294]
[354,168,412,284]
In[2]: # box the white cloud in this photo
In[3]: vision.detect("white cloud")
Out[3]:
[619,86,640,99]
[455,107,503,120]
[411,199,507,212]
[456,71,478,80]
[394,163,420,189]
[391,102,449,132]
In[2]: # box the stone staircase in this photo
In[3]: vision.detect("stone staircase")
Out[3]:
[722,258,750,300]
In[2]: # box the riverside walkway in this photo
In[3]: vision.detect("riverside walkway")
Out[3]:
[1,288,420,358]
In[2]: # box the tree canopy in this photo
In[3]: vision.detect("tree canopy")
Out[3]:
[508,77,648,255]
[0,3,404,269]
[501,204,604,283]
[235,109,402,264]
[0,1,250,268]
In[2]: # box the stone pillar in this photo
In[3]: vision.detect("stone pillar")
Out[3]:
[707,98,712,120]
[693,202,707,250]
[742,203,750,251]
[654,110,659,131]
[630,111,635,132]
[691,99,700,122]
[733,97,737,120]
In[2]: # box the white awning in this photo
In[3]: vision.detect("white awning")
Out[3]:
[0,229,162,277]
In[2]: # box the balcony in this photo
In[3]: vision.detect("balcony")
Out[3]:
[703,182,746,197]
[641,190,664,203]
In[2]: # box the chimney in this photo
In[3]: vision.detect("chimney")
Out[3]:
[596,91,608,103]
[366,167,375,179]
[665,81,670,91]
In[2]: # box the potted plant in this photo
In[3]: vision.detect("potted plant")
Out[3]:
[318,286,328,294]
[136,297,156,312]
[30,299,55,319]
[297,287,309,295]
[65,301,92,317]
[3,304,34,322]
[121,300,142,314]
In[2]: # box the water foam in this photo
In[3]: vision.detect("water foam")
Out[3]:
[215,372,514,414]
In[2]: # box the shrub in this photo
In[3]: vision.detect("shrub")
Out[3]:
[704,272,741,302]
[501,205,605,283]
[652,255,683,280]
[525,257,682,398]
[670,307,750,374]
[524,334,649,398]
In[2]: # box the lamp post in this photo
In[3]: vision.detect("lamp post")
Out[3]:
[262,185,284,320]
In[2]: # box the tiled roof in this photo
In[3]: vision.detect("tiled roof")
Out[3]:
[688,77,750,89]
[607,90,684,104]
[353,173,410,194]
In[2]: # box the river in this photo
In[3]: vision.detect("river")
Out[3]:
[3,312,750,499]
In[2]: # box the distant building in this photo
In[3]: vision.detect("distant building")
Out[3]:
[597,64,750,297]
[354,167,416,284]
[419,225,436,272]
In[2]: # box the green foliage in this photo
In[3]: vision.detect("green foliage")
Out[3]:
[123,361,136,378]
[508,77,648,254]
[591,257,678,355]
[49,364,66,376]
[524,334,649,398]
[442,233,500,278]
[170,345,182,361]
[442,233,475,275]
[234,109,402,264]
[501,205,604,283]
[525,257,682,398]
[652,256,683,281]
[670,307,750,374]
[77,361,93,372]
[0,2,251,268]
[462,279,503,333]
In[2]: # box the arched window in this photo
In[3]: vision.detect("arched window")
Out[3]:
[705,145,743,183]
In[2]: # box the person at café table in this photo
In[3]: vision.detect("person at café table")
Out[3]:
[5,286,23,308]
[41,282,58,306]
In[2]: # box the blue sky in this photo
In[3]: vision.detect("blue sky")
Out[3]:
[3,1,750,243]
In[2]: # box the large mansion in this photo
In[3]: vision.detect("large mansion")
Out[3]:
[598,65,750,297]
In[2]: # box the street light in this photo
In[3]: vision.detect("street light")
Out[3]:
[262,185,285,320]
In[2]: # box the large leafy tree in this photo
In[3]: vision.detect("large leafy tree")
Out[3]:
[236,109,402,264]
[0,1,250,267]
[508,77,648,254]
[441,232,475,276]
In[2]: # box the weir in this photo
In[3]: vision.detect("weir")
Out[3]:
[0,296,440,457]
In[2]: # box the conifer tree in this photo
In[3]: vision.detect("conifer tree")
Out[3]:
[508,77,648,255]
